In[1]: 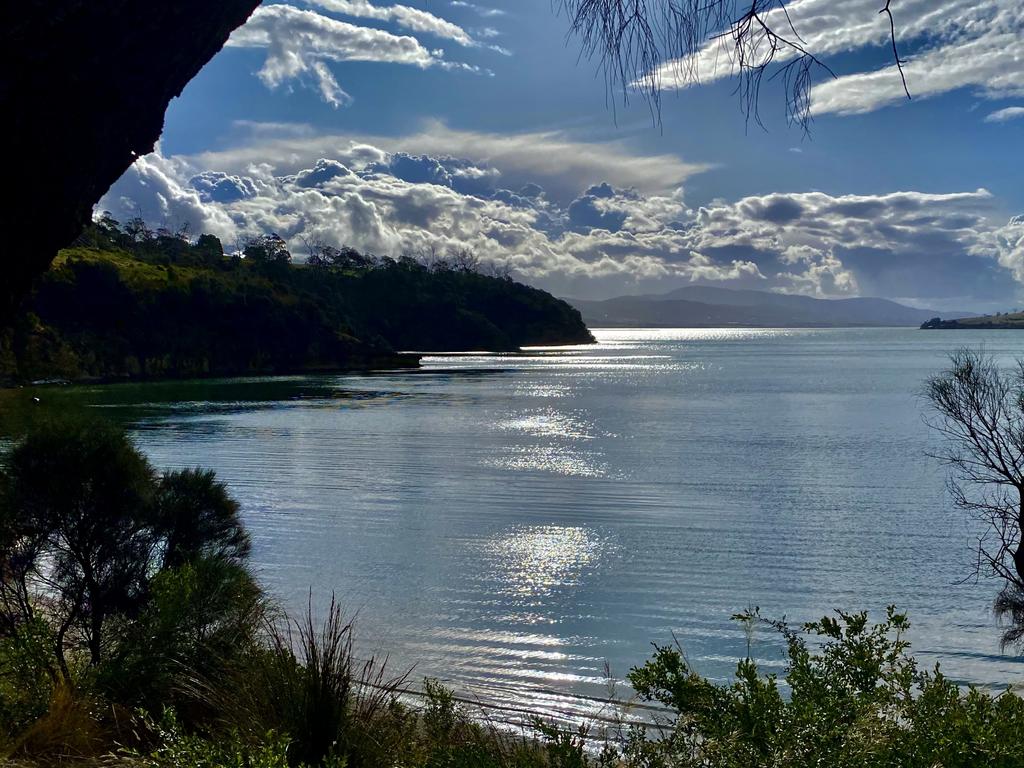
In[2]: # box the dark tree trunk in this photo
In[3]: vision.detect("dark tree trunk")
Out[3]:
[1017,486,1024,586]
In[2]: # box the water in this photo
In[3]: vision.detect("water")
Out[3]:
[6,327,1024,721]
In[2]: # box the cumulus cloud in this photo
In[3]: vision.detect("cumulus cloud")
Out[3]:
[227,4,480,106]
[684,189,1016,302]
[983,214,1024,282]
[97,137,1021,310]
[644,0,1024,117]
[99,151,237,237]
[190,171,264,203]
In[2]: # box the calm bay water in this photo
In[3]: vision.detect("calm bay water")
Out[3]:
[8,328,1024,721]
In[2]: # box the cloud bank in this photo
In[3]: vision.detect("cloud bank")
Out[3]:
[96,127,1022,310]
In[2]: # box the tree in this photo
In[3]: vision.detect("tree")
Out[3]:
[152,468,250,569]
[302,236,375,271]
[449,247,481,274]
[559,0,911,130]
[0,418,250,680]
[194,233,225,264]
[123,215,154,246]
[925,350,1024,646]
[242,233,292,265]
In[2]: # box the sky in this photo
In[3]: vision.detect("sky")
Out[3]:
[98,0,1024,312]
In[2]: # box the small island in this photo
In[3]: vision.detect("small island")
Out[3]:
[921,312,1024,329]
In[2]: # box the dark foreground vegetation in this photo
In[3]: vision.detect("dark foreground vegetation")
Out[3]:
[0,218,592,385]
[4,417,1024,767]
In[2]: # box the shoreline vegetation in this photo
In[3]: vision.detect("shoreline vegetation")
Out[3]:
[921,312,1024,330]
[0,218,593,388]
[3,418,1024,767]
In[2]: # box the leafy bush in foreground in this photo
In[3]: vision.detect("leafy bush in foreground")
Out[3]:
[623,607,1024,768]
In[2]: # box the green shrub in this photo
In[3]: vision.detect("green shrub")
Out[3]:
[126,709,299,768]
[624,607,1024,768]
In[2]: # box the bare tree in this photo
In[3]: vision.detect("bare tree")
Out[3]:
[449,247,481,273]
[300,234,330,267]
[925,350,1024,646]
[559,0,911,130]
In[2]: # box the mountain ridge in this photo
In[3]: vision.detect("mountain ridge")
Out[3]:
[568,285,974,328]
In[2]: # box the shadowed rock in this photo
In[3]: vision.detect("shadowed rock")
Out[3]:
[1,0,260,317]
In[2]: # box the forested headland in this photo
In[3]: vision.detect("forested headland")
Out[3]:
[921,312,1024,330]
[0,218,593,385]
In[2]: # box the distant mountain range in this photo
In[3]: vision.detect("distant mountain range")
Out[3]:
[568,286,974,328]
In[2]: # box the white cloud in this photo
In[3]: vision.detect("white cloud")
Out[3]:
[811,4,1024,115]
[97,151,238,238]
[191,120,710,201]
[643,0,1024,118]
[96,137,1021,309]
[984,106,1024,122]
[227,4,466,106]
[982,215,1024,282]
[305,0,476,46]
[449,1,505,18]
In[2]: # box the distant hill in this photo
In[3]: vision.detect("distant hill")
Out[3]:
[0,224,593,385]
[921,312,1024,330]
[569,285,973,328]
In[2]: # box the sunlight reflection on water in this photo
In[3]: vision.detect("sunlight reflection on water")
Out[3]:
[483,526,610,600]
[36,327,1024,724]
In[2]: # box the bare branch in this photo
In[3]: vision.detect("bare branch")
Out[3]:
[925,349,1024,647]
[879,1,911,102]
[559,0,912,131]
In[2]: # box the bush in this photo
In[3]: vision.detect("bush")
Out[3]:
[623,607,1024,768]
[0,417,260,757]
[127,709,299,768]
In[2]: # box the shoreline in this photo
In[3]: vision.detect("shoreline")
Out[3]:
[0,353,422,391]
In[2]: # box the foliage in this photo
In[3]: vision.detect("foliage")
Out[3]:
[0,619,55,747]
[0,417,160,675]
[127,709,297,768]
[0,220,592,384]
[243,234,292,266]
[195,596,407,767]
[102,556,266,714]
[3,682,110,763]
[623,607,1024,768]
[0,418,252,680]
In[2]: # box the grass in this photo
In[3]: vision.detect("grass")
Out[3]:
[955,311,1024,328]
[6,603,1024,768]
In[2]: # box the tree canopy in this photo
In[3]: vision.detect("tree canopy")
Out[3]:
[0,418,251,681]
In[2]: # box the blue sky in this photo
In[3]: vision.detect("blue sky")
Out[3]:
[100,0,1024,311]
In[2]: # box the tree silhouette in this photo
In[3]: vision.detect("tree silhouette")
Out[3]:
[0,418,250,679]
[925,350,1024,647]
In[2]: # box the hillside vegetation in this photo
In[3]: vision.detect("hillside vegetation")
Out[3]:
[921,312,1024,329]
[0,221,592,384]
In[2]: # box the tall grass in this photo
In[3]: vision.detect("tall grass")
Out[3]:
[187,595,409,767]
